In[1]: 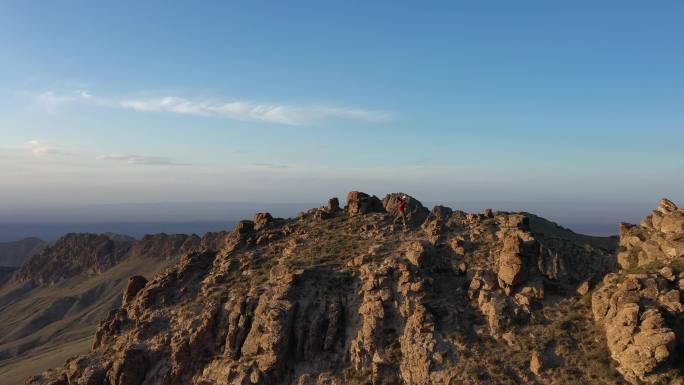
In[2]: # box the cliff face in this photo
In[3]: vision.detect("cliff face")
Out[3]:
[28,192,684,385]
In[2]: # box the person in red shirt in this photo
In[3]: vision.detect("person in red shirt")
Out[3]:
[393,195,408,230]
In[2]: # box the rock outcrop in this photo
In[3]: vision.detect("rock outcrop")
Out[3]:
[382,193,429,227]
[497,235,534,287]
[326,197,341,213]
[346,191,384,216]
[593,272,682,383]
[593,198,684,384]
[30,192,684,385]
[254,212,274,231]
[618,198,684,269]
[122,275,148,306]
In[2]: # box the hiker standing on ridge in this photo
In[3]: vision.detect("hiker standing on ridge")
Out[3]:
[394,195,408,230]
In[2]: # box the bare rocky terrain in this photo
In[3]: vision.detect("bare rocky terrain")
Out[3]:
[4,193,683,385]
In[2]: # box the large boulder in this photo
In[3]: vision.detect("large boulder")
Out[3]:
[497,236,534,288]
[404,240,436,269]
[326,197,341,213]
[592,272,680,383]
[345,191,384,216]
[382,193,429,226]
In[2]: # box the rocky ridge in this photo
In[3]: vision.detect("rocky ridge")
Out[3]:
[13,232,219,285]
[592,198,684,384]
[21,194,684,385]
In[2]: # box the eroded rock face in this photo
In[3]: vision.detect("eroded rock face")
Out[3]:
[459,210,613,337]
[239,273,297,381]
[346,191,384,216]
[421,206,453,244]
[382,193,429,227]
[108,347,148,385]
[326,197,341,213]
[128,233,201,261]
[254,212,274,231]
[592,272,681,383]
[618,198,684,269]
[122,276,148,306]
[404,240,436,269]
[468,269,542,335]
[235,220,256,235]
[497,236,533,287]
[592,199,684,384]
[350,257,457,385]
[350,260,395,384]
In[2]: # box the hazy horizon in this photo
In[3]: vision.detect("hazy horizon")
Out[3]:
[0,197,668,241]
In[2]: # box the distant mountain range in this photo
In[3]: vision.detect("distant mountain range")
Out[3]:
[0,221,238,242]
[0,199,644,243]
[0,237,48,267]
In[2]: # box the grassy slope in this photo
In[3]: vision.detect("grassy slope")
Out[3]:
[0,337,92,385]
[0,256,175,385]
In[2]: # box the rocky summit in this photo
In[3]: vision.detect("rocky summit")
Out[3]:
[12,193,684,385]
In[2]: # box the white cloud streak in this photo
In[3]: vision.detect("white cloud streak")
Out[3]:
[250,162,289,169]
[35,91,392,126]
[97,154,188,166]
[26,140,68,157]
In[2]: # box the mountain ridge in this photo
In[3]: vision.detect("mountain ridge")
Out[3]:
[2,193,682,385]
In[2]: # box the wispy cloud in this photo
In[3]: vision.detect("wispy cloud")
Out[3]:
[97,154,188,166]
[251,162,289,169]
[118,97,391,125]
[26,140,68,157]
[34,90,392,126]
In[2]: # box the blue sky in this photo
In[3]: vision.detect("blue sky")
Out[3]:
[1,1,682,222]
